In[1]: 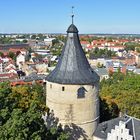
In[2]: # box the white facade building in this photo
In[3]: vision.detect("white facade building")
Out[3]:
[0,60,3,73]
[93,115,140,140]
[16,53,25,69]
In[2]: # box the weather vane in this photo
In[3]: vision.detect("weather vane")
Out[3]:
[71,6,74,24]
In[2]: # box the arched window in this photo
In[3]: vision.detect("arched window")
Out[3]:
[77,87,87,98]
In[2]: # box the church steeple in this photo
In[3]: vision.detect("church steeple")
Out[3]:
[46,15,99,84]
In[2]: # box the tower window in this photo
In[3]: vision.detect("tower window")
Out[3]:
[77,87,87,98]
[62,86,65,91]
[50,84,52,89]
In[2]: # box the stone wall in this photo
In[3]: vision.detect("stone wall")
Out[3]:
[46,81,99,140]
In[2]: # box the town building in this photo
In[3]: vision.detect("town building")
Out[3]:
[0,59,3,73]
[94,67,109,81]
[93,115,140,140]
[106,61,126,74]
[16,53,26,69]
[44,38,55,46]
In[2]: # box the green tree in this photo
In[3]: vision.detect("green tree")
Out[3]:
[0,82,69,140]
[0,52,4,57]
[0,37,13,44]
[100,72,140,119]
[8,51,15,59]
[52,39,59,46]
[136,47,140,53]
[38,34,45,40]
[31,35,36,39]
[22,39,28,43]
[124,42,140,52]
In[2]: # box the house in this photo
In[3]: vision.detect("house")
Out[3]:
[35,63,48,74]
[117,49,126,57]
[94,67,109,81]
[125,54,136,66]
[0,59,3,73]
[93,115,140,140]
[133,68,140,74]
[7,68,17,74]
[126,65,136,71]
[5,63,16,70]
[4,63,17,74]
[80,41,90,48]
[0,73,18,81]
[88,58,112,68]
[33,49,50,56]
[106,61,126,74]
[1,57,10,63]
[135,54,140,67]
[16,53,25,69]
[9,48,27,55]
[10,73,46,86]
[44,38,55,46]
[108,46,124,52]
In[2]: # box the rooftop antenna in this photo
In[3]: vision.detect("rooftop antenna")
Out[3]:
[71,6,74,24]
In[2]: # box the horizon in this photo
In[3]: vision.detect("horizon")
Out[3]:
[0,0,140,34]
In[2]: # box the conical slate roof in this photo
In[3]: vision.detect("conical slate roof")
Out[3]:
[46,24,99,85]
[67,24,78,33]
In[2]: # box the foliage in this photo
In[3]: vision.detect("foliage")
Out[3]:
[50,45,62,56]
[56,35,66,43]
[0,37,13,44]
[22,39,28,43]
[89,47,116,59]
[124,42,140,52]
[0,52,4,57]
[100,72,140,120]
[80,36,101,42]
[31,35,36,39]
[0,82,69,140]
[38,34,46,41]
[136,47,140,53]
[7,51,16,59]
[52,39,59,46]
[97,62,104,68]
[100,97,119,122]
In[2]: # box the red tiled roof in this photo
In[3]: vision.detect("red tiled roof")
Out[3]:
[0,73,17,78]
[0,59,3,63]
[80,41,89,44]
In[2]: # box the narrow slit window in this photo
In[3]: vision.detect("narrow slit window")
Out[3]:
[50,84,52,89]
[62,86,65,91]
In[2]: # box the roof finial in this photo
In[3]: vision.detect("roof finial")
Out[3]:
[71,6,74,24]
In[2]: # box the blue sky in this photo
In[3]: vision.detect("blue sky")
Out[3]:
[0,0,140,34]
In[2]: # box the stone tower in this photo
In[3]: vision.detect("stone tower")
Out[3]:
[46,20,100,140]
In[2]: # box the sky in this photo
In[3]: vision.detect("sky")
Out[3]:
[0,0,140,34]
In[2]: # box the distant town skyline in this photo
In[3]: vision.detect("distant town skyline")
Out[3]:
[0,0,140,34]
